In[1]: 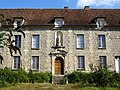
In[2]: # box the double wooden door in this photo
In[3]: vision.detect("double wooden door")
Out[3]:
[54,57,64,75]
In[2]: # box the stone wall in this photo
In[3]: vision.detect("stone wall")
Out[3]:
[0,27,120,73]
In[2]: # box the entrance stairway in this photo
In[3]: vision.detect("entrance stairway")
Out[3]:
[52,75,65,84]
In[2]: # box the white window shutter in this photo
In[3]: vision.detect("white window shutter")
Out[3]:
[32,36,36,48]
[77,36,80,48]
[115,58,119,73]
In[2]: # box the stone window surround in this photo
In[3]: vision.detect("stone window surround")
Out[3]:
[98,34,106,49]
[15,35,21,48]
[76,34,84,49]
[77,56,85,70]
[12,56,20,70]
[31,34,40,49]
[99,56,107,68]
[31,56,39,70]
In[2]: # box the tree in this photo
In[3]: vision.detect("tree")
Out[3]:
[0,14,25,64]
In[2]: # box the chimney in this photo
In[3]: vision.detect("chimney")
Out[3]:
[84,6,90,10]
[64,6,68,9]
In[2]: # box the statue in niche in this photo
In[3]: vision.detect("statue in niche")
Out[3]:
[56,31,63,47]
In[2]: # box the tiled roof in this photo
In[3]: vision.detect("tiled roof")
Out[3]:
[0,8,120,26]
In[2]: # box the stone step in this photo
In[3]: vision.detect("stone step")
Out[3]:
[52,75,64,84]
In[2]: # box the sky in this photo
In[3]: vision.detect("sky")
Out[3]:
[0,0,120,9]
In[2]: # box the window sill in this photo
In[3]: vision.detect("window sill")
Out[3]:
[76,48,84,50]
[12,68,20,71]
[98,47,106,49]
[31,69,39,72]
[31,48,39,50]
[77,68,85,71]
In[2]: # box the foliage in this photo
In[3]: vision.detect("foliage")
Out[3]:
[28,70,51,83]
[67,71,90,85]
[91,68,113,87]
[0,68,51,87]
[67,68,120,87]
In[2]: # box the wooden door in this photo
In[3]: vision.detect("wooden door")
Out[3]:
[54,57,64,75]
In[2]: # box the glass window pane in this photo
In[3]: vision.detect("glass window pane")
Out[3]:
[32,35,39,48]
[76,34,84,48]
[98,35,106,48]
[15,35,21,48]
[77,56,85,69]
[99,56,107,68]
[13,56,20,69]
[32,56,39,70]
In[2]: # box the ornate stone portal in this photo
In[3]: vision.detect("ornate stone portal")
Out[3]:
[49,31,67,84]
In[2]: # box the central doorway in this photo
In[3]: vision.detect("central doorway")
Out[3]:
[54,57,64,75]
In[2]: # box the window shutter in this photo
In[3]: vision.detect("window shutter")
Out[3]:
[32,36,36,48]
[115,57,120,73]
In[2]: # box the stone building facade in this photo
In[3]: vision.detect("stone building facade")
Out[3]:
[0,6,120,78]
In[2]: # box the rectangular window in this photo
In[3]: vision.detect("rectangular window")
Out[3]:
[15,35,21,48]
[31,56,39,70]
[98,35,106,48]
[99,56,107,68]
[76,34,84,48]
[32,35,39,49]
[13,56,20,69]
[77,56,85,70]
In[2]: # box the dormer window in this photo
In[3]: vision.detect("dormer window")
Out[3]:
[54,18,64,28]
[48,17,64,28]
[13,17,24,29]
[96,18,106,29]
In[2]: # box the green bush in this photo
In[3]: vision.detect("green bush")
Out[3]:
[28,70,51,83]
[67,71,80,83]
[0,67,120,88]
[0,68,51,87]
[17,69,29,83]
[67,68,120,87]
[92,68,113,87]
[67,71,90,85]
[42,72,52,82]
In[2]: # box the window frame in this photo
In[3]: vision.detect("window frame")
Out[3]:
[96,18,106,29]
[31,56,39,70]
[76,34,84,49]
[31,35,40,49]
[13,56,20,70]
[77,56,85,70]
[99,56,107,68]
[54,18,64,27]
[98,35,106,49]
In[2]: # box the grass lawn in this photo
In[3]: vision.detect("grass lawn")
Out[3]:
[0,83,119,90]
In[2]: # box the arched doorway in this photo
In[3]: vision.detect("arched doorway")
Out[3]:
[54,57,64,75]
